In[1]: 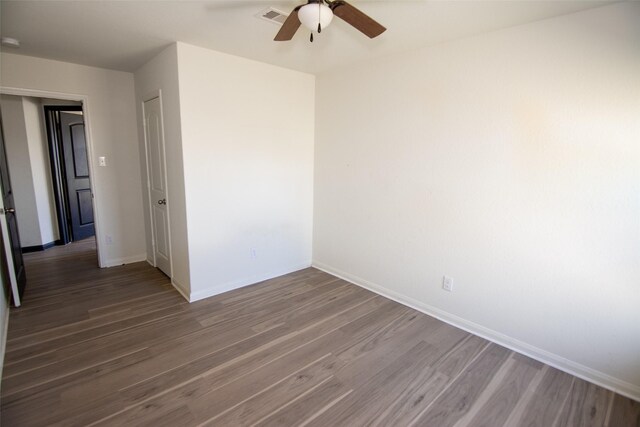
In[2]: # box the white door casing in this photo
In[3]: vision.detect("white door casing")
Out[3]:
[0,86,105,267]
[143,95,171,277]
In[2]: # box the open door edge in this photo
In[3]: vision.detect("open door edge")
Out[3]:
[0,203,21,307]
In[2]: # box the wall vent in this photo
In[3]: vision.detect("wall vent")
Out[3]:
[257,7,289,25]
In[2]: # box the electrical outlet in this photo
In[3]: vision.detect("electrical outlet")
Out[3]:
[105,235,113,245]
[250,248,257,259]
[443,276,453,292]
[98,156,107,167]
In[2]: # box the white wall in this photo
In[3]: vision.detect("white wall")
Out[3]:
[1,53,146,266]
[0,95,42,247]
[176,43,315,301]
[313,2,640,400]
[0,95,59,247]
[134,44,191,293]
[22,97,59,244]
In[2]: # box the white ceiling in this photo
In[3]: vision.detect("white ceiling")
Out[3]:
[0,0,615,74]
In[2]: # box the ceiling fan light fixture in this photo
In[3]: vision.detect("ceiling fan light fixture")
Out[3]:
[274,0,385,42]
[298,2,333,33]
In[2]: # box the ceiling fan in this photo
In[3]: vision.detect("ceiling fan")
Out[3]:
[274,0,386,42]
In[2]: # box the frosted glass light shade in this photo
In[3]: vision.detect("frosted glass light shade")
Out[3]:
[298,2,333,33]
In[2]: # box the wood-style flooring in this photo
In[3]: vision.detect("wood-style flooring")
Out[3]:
[1,239,638,426]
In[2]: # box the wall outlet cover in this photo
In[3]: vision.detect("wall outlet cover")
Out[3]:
[443,276,453,292]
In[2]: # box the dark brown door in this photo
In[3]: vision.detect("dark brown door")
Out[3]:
[59,112,95,241]
[0,115,26,300]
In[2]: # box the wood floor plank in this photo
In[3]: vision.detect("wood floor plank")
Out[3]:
[456,353,542,427]
[307,341,446,426]
[2,313,204,393]
[4,302,186,365]
[209,268,327,307]
[608,393,640,427]
[117,294,388,406]
[255,377,352,427]
[9,270,169,316]
[556,378,612,427]
[3,239,637,427]
[93,335,345,425]
[103,331,348,426]
[412,343,511,426]
[335,309,426,364]
[0,349,152,426]
[368,336,488,427]
[82,298,392,425]
[517,367,576,427]
[333,313,451,389]
[198,354,344,425]
[197,279,353,330]
[40,325,290,425]
[432,333,488,378]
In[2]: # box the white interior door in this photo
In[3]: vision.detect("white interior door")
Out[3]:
[143,96,171,276]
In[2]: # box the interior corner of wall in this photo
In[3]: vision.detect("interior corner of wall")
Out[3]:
[171,276,190,302]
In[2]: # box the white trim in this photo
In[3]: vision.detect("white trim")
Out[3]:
[312,260,640,403]
[0,86,106,268]
[102,253,147,268]
[171,277,190,302]
[188,263,312,303]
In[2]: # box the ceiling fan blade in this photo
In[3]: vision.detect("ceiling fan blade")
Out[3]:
[274,6,302,41]
[330,1,386,39]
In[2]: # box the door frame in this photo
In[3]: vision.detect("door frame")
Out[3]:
[141,90,173,277]
[43,105,85,246]
[0,86,105,267]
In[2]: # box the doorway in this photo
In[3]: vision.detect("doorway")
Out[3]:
[143,95,172,277]
[0,91,102,305]
[44,106,96,245]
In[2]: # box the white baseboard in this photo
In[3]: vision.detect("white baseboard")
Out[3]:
[188,262,312,303]
[102,253,148,268]
[312,261,640,403]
